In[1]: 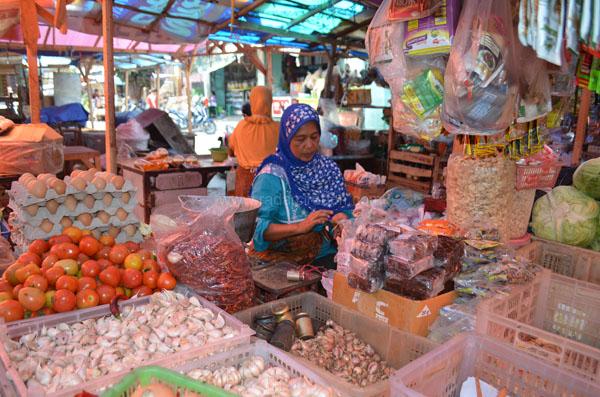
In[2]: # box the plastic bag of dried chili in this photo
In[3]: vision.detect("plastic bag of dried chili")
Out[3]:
[152,200,255,313]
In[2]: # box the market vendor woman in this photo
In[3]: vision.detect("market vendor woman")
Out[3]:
[250,104,354,268]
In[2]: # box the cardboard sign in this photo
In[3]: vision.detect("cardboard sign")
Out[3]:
[333,272,456,336]
[272,96,292,118]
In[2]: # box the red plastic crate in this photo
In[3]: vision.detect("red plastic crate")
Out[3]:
[515,162,561,190]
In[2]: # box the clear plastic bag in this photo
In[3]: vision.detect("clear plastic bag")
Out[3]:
[388,0,442,22]
[516,45,552,123]
[348,255,385,294]
[388,233,437,262]
[441,0,518,135]
[152,200,254,313]
[384,267,446,299]
[0,236,14,273]
[350,238,386,262]
[356,223,401,245]
[0,139,63,175]
[384,254,434,281]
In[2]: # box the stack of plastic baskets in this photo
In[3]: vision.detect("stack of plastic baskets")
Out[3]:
[391,333,600,396]
[476,271,600,382]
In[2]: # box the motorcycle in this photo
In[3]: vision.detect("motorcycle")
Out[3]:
[168,98,217,135]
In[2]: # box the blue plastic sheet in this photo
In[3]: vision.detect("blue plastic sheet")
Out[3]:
[40,103,89,126]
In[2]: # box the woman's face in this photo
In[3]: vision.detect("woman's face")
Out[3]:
[290,121,320,162]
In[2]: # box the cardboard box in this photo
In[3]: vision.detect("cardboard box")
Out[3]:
[333,272,456,336]
[0,123,63,175]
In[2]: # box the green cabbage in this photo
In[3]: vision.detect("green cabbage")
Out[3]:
[531,186,599,247]
[591,213,600,252]
[573,158,600,199]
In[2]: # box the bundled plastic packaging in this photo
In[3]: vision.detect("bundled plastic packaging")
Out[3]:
[348,255,385,293]
[388,233,437,262]
[385,255,434,281]
[441,0,518,135]
[152,199,254,313]
[388,0,442,21]
[384,267,446,299]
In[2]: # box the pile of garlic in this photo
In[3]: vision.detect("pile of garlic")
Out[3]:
[186,355,336,397]
[4,291,238,393]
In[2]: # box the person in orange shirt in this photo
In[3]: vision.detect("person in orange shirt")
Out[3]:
[228,86,279,197]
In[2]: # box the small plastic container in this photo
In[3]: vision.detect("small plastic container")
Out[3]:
[391,333,600,396]
[235,292,438,397]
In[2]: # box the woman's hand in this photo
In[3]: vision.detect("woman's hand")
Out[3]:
[331,212,348,225]
[297,210,333,234]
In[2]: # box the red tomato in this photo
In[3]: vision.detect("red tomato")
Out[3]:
[0,291,13,302]
[99,235,115,247]
[123,253,143,270]
[15,264,41,284]
[96,285,116,305]
[24,275,48,292]
[108,245,129,265]
[124,241,140,253]
[99,266,121,287]
[137,250,153,261]
[53,289,76,312]
[28,240,50,256]
[12,284,24,298]
[17,252,41,266]
[115,287,128,300]
[132,285,153,297]
[81,260,100,278]
[97,259,113,271]
[76,289,99,309]
[55,275,79,293]
[141,259,160,273]
[63,226,83,244]
[48,235,72,246]
[3,262,24,286]
[18,287,45,311]
[79,236,101,257]
[122,269,142,289]
[41,254,59,270]
[77,253,90,264]
[77,277,97,292]
[0,300,24,322]
[142,270,159,289]
[0,280,12,294]
[44,266,65,286]
[157,273,176,290]
[40,307,55,316]
[95,246,111,260]
[50,243,80,260]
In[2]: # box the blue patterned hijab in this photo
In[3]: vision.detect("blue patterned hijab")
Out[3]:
[256,104,353,213]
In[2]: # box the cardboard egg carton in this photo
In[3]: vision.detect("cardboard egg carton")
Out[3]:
[9,176,136,207]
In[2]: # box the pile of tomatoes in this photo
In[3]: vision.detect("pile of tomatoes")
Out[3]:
[0,227,176,323]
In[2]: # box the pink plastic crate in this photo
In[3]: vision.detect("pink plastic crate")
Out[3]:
[0,287,254,397]
[391,333,600,397]
[477,271,600,383]
[515,161,561,190]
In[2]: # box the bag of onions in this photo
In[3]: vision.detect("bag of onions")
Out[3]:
[152,200,254,313]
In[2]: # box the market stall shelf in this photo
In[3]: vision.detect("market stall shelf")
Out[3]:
[476,271,600,383]
[235,292,438,397]
[391,333,600,397]
[387,151,440,194]
[518,238,600,285]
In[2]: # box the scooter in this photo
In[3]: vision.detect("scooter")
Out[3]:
[168,98,217,135]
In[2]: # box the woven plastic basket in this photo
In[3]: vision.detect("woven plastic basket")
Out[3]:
[235,292,438,397]
[391,333,600,397]
[476,271,600,382]
[515,161,561,190]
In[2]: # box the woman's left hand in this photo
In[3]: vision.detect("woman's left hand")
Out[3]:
[331,212,348,225]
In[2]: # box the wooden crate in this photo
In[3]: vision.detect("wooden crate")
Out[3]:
[346,89,371,106]
[387,150,439,194]
[345,182,386,203]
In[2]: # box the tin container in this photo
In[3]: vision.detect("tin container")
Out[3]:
[286,269,305,281]
[269,320,296,351]
[272,303,294,323]
[295,312,314,340]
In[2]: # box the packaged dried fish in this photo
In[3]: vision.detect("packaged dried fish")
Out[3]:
[388,233,437,262]
[384,267,446,299]
[385,254,434,281]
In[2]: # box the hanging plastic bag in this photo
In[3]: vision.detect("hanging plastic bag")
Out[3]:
[388,0,442,22]
[366,0,407,80]
[152,198,255,313]
[441,0,519,135]
[516,45,552,123]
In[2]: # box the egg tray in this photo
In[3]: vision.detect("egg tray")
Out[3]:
[8,209,139,233]
[9,199,138,228]
[9,177,137,207]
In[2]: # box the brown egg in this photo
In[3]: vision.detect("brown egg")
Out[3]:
[121,192,131,204]
[91,229,101,240]
[116,208,128,221]
[97,211,110,224]
[111,175,125,190]
[60,217,73,228]
[92,176,107,190]
[37,173,54,183]
[18,173,35,184]
[81,171,95,182]
[45,199,59,215]
[24,204,39,217]
[64,195,77,212]
[83,195,95,210]
[71,177,87,191]
[108,226,120,238]
[50,179,67,195]
[40,219,54,233]
[123,224,137,237]
[77,213,93,227]
[102,193,113,207]
[71,170,83,178]
[27,180,47,198]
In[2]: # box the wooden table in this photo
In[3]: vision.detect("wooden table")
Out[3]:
[252,261,322,303]
[62,146,101,172]
[118,158,234,223]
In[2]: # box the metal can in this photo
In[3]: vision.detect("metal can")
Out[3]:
[272,303,294,323]
[269,319,295,351]
[295,312,314,340]
[286,270,305,281]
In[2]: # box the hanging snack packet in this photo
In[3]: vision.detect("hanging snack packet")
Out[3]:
[389,0,442,22]
[441,0,518,135]
[402,0,460,57]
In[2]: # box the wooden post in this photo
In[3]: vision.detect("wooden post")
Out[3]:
[572,87,592,166]
[155,65,160,108]
[102,0,117,173]
[185,57,193,136]
[78,58,95,129]
[266,48,273,89]
[20,0,41,123]
[124,70,130,110]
